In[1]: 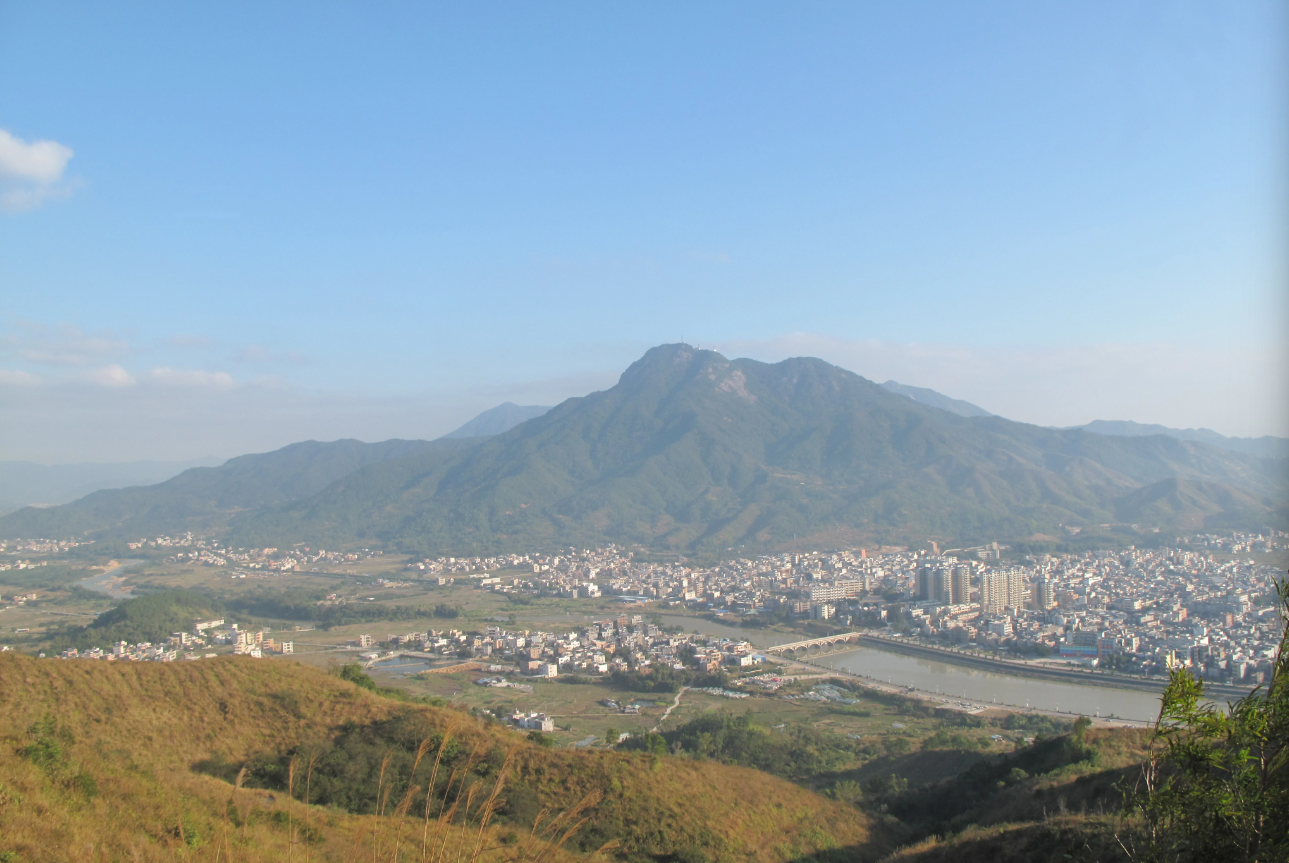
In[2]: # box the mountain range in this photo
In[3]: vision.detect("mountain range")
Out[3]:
[4,344,1281,553]
[1065,419,1288,460]
[0,457,225,515]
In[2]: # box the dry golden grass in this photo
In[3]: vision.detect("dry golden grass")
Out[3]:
[0,654,871,863]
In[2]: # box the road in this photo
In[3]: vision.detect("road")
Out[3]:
[651,686,687,732]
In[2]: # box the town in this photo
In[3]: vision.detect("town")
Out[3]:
[41,527,1286,693]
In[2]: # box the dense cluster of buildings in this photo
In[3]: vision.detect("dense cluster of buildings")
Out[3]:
[893,544,1284,686]
[402,538,1283,688]
[372,613,765,679]
[40,526,1287,691]
[121,533,387,572]
[1178,530,1286,555]
[56,618,292,662]
[0,537,91,566]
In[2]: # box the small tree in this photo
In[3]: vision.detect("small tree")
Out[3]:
[1121,575,1289,862]
[604,726,619,747]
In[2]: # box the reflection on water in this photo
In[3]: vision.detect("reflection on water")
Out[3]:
[821,647,1167,722]
[507,610,1186,722]
[654,613,1169,723]
[76,559,144,599]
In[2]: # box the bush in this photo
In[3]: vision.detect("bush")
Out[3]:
[623,712,860,780]
[526,731,554,749]
[1122,577,1289,862]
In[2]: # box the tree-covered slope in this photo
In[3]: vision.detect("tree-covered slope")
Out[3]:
[0,437,478,540]
[231,345,1287,553]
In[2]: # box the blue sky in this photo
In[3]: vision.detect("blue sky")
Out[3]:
[2,1,1286,461]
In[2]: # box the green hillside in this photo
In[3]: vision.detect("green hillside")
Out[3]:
[3,345,1284,552]
[0,437,478,540]
[230,345,1287,553]
[48,589,225,649]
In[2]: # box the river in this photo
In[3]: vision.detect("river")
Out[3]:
[652,614,1170,723]
[75,559,144,599]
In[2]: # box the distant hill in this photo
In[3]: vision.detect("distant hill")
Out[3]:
[58,589,225,649]
[0,437,478,540]
[227,344,1287,553]
[1111,477,1287,532]
[0,457,224,514]
[880,381,993,418]
[1072,419,1289,459]
[6,345,1285,549]
[441,402,552,438]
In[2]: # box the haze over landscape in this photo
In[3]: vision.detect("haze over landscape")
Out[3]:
[2,4,1287,863]
[3,3,1287,467]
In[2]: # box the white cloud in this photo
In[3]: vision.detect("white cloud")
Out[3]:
[0,368,40,386]
[9,321,129,367]
[148,367,235,388]
[0,130,73,182]
[0,129,76,213]
[86,365,136,387]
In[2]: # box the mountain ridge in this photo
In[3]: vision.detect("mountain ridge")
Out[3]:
[880,380,993,418]
[229,344,1286,553]
[3,345,1284,549]
[1069,419,1288,459]
[0,437,479,541]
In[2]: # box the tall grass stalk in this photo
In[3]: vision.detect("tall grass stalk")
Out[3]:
[304,752,317,863]
[287,757,297,863]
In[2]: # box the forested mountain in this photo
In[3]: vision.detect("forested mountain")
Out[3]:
[0,437,478,540]
[1071,419,1289,459]
[226,345,1287,554]
[4,345,1283,550]
[0,456,224,514]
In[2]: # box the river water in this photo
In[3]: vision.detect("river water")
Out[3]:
[652,614,1169,723]
[75,559,144,599]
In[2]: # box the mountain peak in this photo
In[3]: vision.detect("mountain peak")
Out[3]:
[442,403,552,439]
[616,343,727,390]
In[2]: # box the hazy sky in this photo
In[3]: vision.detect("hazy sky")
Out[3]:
[2,2,1286,462]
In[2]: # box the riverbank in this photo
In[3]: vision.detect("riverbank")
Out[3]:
[74,559,143,599]
[777,654,1152,727]
[855,634,1254,700]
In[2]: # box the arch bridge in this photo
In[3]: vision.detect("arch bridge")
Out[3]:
[763,632,863,658]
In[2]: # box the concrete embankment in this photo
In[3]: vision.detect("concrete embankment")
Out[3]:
[855,635,1253,700]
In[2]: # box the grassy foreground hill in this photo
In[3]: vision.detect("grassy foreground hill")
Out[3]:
[0,653,873,863]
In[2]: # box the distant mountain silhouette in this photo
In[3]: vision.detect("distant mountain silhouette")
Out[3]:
[5,345,1284,550]
[225,344,1285,553]
[0,457,225,515]
[442,403,552,439]
[1071,420,1288,460]
[0,438,478,540]
[880,381,993,418]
